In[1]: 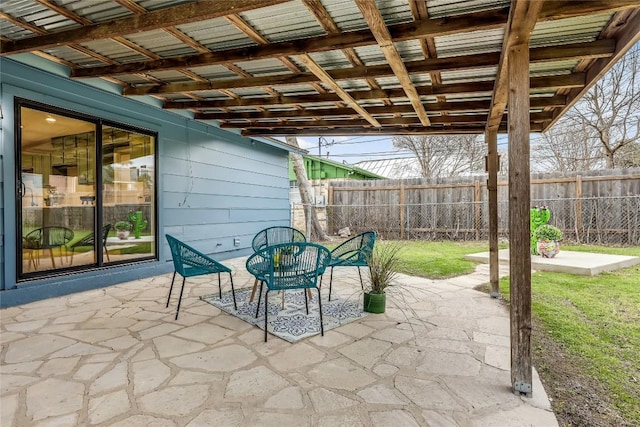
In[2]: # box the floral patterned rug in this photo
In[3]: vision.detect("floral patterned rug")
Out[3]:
[201,288,369,342]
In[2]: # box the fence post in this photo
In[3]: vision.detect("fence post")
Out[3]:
[399,183,405,239]
[327,185,334,235]
[474,180,481,241]
[575,175,582,244]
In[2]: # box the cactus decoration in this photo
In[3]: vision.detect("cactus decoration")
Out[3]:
[530,206,551,255]
[128,210,148,239]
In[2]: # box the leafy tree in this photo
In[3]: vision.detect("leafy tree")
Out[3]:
[392,134,485,178]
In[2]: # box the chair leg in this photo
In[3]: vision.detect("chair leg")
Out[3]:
[49,248,56,268]
[317,287,324,336]
[249,278,259,302]
[264,289,270,342]
[70,248,75,264]
[328,266,334,301]
[229,272,238,310]
[105,246,110,262]
[304,288,309,315]
[175,277,187,320]
[218,273,222,299]
[255,281,264,318]
[358,266,364,290]
[166,271,177,308]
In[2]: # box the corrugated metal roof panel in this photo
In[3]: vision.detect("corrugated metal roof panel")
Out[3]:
[440,66,498,84]
[188,64,239,80]
[80,39,150,64]
[337,79,371,91]
[231,58,289,77]
[230,87,275,97]
[376,0,414,25]
[271,84,321,96]
[136,0,195,12]
[435,28,504,58]
[530,13,614,47]
[395,40,426,62]
[426,0,510,19]
[240,1,325,43]
[530,59,580,77]
[305,51,352,70]
[39,45,103,67]
[322,0,368,32]
[125,29,197,58]
[177,17,256,51]
[0,0,76,33]
[59,0,131,21]
[147,70,193,82]
[353,45,387,66]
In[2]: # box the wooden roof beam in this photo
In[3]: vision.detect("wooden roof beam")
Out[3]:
[165,75,579,109]
[125,38,607,96]
[296,54,380,127]
[66,8,509,78]
[486,0,543,132]
[0,0,291,55]
[355,0,430,126]
[195,98,563,120]
[241,124,549,136]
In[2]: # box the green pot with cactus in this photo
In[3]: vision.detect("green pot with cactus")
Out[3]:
[534,224,563,258]
[114,221,132,240]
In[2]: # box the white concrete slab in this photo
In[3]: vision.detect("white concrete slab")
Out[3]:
[465,249,640,276]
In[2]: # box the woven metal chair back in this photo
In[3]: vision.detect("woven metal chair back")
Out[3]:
[165,234,231,278]
[24,226,74,249]
[330,231,377,267]
[251,226,306,252]
[246,242,330,291]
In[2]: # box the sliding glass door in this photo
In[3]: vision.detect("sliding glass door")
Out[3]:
[16,100,156,279]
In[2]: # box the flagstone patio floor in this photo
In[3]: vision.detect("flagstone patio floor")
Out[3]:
[1,258,558,426]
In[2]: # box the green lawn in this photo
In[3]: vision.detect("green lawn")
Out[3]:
[388,242,640,425]
[381,240,640,424]
[493,244,640,424]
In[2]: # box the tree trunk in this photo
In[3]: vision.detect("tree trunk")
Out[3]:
[286,136,331,241]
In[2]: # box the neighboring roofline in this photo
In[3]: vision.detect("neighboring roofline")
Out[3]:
[254,136,307,154]
[300,154,385,179]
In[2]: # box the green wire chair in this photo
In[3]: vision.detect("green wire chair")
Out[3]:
[69,223,112,263]
[246,242,331,342]
[249,226,307,302]
[165,234,237,320]
[326,231,377,301]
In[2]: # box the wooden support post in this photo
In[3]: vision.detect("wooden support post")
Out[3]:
[399,183,406,239]
[508,43,532,396]
[486,129,500,297]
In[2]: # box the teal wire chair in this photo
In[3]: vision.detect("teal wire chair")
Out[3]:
[249,226,306,302]
[165,234,237,320]
[326,231,377,301]
[246,242,331,342]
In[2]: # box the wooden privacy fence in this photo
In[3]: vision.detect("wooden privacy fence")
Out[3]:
[327,168,640,246]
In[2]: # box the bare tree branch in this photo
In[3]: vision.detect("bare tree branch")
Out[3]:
[392,134,485,177]
[568,44,640,168]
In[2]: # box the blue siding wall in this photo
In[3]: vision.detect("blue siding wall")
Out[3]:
[0,58,291,306]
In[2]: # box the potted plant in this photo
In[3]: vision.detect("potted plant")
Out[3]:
[534,224,563,258]
[364,243,402,313]
[114,221,132,240]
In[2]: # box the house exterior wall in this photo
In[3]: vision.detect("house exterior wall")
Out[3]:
[0,58,291,307]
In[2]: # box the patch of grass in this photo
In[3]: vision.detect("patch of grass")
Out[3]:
[389,240,504,279]
[497,248,640,425]
[118,242,153,255]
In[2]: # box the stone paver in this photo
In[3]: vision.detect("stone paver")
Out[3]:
[0,258,557,426]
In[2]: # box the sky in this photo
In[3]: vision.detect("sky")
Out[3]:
[276,135,404,165]
[276,134,511,165]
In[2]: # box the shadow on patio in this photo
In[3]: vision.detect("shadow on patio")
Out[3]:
[1,258,557,426]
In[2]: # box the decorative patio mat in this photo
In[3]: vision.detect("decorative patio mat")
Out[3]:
[201,288,368,343]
